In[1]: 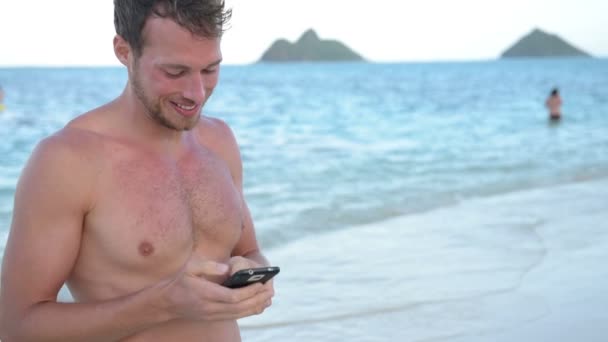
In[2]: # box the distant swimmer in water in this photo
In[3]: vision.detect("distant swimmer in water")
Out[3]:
[0,85,5,112]
[545,87,562,120]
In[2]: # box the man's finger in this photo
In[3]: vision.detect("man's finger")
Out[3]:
[186,257,229,277]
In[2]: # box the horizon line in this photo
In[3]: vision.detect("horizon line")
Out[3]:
[1,56,605,69]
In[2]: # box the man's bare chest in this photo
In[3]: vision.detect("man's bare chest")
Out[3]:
[84,145,244,271]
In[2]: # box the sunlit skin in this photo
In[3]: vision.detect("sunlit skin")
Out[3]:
[0,16,274,342]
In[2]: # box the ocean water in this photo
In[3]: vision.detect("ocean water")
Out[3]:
[1,59,607,340]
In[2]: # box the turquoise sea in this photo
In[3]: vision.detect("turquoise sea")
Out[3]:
[1,59,607,341]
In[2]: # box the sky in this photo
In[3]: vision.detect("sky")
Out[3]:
[0,0,606,66]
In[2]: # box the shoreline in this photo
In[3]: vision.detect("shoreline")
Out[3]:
[259,173,608,251]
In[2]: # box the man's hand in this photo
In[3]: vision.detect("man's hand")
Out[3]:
[227,255,275,312]
[156,255,274,321]
[227,255,263,275]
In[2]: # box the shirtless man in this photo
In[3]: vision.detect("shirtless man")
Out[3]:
[0,1,275,341]
[546,87,562,120]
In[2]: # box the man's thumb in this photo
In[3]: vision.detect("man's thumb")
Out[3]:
[186,257,229,277]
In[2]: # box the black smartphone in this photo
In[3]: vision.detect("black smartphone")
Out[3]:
[222,266,280,289]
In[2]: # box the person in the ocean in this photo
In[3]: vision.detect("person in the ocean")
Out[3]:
[0,85,5,111]
[0,1,275,341]
[546,87,562,120]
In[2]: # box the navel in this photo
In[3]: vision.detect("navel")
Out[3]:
[138,241,155,257]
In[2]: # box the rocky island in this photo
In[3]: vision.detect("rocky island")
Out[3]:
[259,29,364,62]
[501,28,591,58]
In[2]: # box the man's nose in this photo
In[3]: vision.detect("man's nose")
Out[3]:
[182,74,206,103]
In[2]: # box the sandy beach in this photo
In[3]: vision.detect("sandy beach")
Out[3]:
[241,177,608,341]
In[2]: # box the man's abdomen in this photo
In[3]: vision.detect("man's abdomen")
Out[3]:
[122,319,241,342]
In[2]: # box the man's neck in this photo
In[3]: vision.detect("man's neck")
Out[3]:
[112,90,192,156]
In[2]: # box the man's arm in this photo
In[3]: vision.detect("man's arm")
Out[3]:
[233,197,269,266]
[0,135,170,341]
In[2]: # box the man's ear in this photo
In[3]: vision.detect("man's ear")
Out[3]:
[113,35,132,66]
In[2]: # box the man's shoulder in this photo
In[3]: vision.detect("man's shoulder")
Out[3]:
[30,122,105,173]
[197,116,233,136]
[195,115,238,147]
[16,125,102,215]
[44,123,103,152]
[194,115,241,172]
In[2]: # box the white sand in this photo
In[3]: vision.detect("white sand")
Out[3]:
[241,178,608,341]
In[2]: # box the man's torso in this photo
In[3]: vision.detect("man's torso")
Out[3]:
[63,114,245,340]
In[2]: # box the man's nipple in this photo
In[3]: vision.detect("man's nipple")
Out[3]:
[138,241,155,257]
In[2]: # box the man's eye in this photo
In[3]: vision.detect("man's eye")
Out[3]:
[202,68,217,75]
[165,70,185,78]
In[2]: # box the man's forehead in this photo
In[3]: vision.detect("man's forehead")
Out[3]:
[142,16,220,44]
[140,17,221,59]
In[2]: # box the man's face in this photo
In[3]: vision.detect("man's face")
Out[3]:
[130,17,222,131]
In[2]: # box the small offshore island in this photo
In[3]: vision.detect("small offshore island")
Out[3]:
[501,28,592,58]
[258,27,592,62]
[258,29,364,62]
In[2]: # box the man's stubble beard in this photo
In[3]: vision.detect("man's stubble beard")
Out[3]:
[131,67,201,132]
